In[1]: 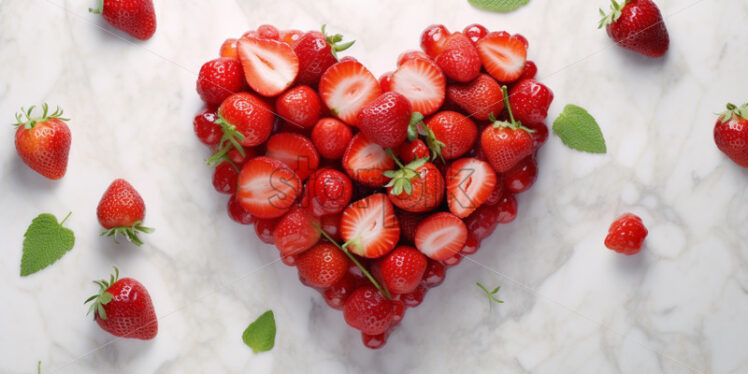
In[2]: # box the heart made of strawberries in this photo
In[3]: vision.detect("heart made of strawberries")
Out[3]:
[194,23,553,349]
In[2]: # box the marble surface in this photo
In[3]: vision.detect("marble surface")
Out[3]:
[1,0,747,373]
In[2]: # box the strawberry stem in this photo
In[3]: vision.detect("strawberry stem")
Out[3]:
[60,212,72,225]
[85,266,120,320]
[501,85,517,125]
[385,148,406,169]
[206,114,246,166]
[13,103,69,129]
[312,222,392,300]
[89,0,104,14]
[322,24,355,60]
[100,220,154,246]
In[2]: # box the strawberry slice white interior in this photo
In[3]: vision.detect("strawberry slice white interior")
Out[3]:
[391,59,445,115]
[237,157,300,218]
[415,212,467,261]
[319,61,381,125]
[340,193,399,258]
[238,37,299,97]
[447,158,497,218]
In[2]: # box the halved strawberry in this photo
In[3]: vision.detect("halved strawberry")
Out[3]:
[237,36,299,97]
[340,193,400,258]
[414,212,468,261]
[476,32,527,84]
[342,133,395,187]
[319,60,382,125]
[391,59,446,116]
[265,132,320,181]
[237,156,301,219]
[446,158,497,218]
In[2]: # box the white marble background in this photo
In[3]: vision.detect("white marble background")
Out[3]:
[0,0,746,373]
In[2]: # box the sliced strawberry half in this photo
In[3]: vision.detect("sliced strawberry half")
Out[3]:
[237,36,300,97]
[237,156,301,219]
[446,158,498,218]
[265,132,320,181]
[342,133,395,187]
[340,193,400,258]
[391,59,446,116]
[319,60,382,125]
[414,212,468,261]
[476,32,527,84]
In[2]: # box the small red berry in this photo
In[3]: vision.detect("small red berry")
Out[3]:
[604,213,648,255]
[196,58,245,106]
[212,161,239,194]
[227,194,254,225]
[421,260,446,288]
[193,109,222,146]
[503,157,538,194]
[463,24,488,44]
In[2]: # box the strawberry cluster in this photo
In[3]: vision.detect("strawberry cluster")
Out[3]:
[193,23,553,349]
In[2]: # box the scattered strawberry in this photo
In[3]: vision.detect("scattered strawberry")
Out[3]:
[220,38,238,58]
[237,36,299,97]
[504,157,537,194]
[227,194,254,225]
[397,50,431,66]
[714,103,748,167]
[256,24,280,40]
[397,139,430,163]
[193,108,222,146]
[97,179,154,246]
[463,24,488,44]
[424,111,478,160]
[434,33,481,83]
[89,0,156,40]
[446,74,504,121]
[311,118,352,160]
[236,156,301,219]
[420,24,451,58]
[273,206,321,257]
[209,92,274,164]
[319,59,382,125]
[477,32,527,83]
[275,85,322,129]
[385,157,444,213]
[196,58,245,106]
[376,246,427,294]
[391,58,446,116]
[13,104,71,180]
[304,168,354,216]
[446,158,498,218]
[340,193,400,258]
[265,132,320,181]
[508,79,554,124]
[342,133,395,187]
[213,161,239,194]
[294,26,355,87]
[414,212,468,261]
[357,92,413,149]
[518,60,538,81]
[604,213,648,255]
[343,286,395,335]
[599,0,669,58]
[481,86,535,173]
[85,267,157,340]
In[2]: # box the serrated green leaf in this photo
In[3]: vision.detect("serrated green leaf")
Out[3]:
[20,213,75,276]
[468,0,529,12]
[242,310,276,353]
[552,104,607,154]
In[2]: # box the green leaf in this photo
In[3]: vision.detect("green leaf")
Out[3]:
[20,213,75,276]
[476,282,504,309]
[242,310,276,353]
[552,104,607,154]
[468,0,529,12]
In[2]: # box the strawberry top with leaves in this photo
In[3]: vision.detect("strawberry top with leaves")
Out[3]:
[481,86,535,173]
[599,0,669,58]
[208,92,275,166]
[97,179,154,246]
[294,25,355,87]
[384,153,444,213]
[714,103,748,168]
[89,0,157,41]
[13,104,71,180]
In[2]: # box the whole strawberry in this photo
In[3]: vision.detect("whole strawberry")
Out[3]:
[604,213,647,255]
[343,285,395,336]
[375,246,427,295]
[481,86,534,173]
[384,156,444,213]
[89,0,157,40]
[357,92,413,149]
[294,25,355,87]
[714,103,748,167]
[13,104,71,180]
[85,267,158,340]
[97,179,154,246]
[508,79,554,124]
[196,58,246,106]
[599,0,669,58]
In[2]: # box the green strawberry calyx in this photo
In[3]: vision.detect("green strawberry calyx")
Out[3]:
[89,0,104,14]
[100,220,154,247]
[383,149,428,196]
[322,24,355,60]
[491,86,534,133]
[206,113,246,167]
[84,266,120,320]
[13,103,69,130]
[407,111,446,162]
[719,103,748,123]
[598,0,631,29]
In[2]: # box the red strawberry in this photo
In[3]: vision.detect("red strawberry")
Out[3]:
[213,161,239,194]
[220,38,238,58]
[196,58,246,106]
[273,206,321,257]
[446,74,504,121]
[89,0,156,40]
[342,133,395,187]
[320,212,343,241]
[599,0,669,58]
[13,104,71,180]
[256,24,280,40]
[340,193,400,258]
[193,108,221,146]
[398,210,426,244]
[714,103,748,167]
[265,133,320,181]
[477,32,527,84]
[421,259,446,288]
[481,86,535,173]
[275,85,322,129]
[85,267,157,340]
[237,36,299,97]
[324,270,366,310]
[376,246,427,294]
[424,111,478,160]
[385,158,444,213]
[463,24,488,44]
[446,158,498,218]
[495,193,518,224]
[461,235,479,255]
[319,59,382,125]
[420,24,451,58]
[508,79,554,124]
[304,168,354,216]
[379,71,394,92]
[464,202,500,242]
[604,213,648,255]
[237,156,301,219]
[391,58,446,116]
[397,50,431,66]
[294,26,355,87]
[254,217,280,244]
[518,60,538,81]
[504,156,538,194]
[209,92,274,164]
[280,29,303,47]
[397,139,430,163]
[400,283,427,306]
[434,33,481,83]
[414,212,468,261]
[343,286,395,335]
[97,179,154,246]
[311,118,352,160]
[357,92,413,149]
[525,121,549,149]
[296,242,350,288]
[227,194,254,225]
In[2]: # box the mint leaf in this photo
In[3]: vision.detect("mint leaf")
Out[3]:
[242,310,276,353]
[468,0,529,12]
[552,105,607,154]
[20,213,75,276]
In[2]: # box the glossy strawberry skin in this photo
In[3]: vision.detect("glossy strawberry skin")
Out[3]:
[254,217,280,244]
[324,271,366,310]
[509,79,554,124]
[196,58,246,106]
[421,260,446,288]
[193,109,222,146]
[357,92,413,149]
[387,162,445,213]
[434,33,481,83]
[343,286,395,335]
[420,24,451,58]
[503,157,538,194]
[714,109,748,167]
[265,132,320,181]
[304,168,354,216]
[426,111,478,160]
[273,206,321,257]
[311,118,352,160]
[376,246,428,295]
[463,24,488,44]
[296,242,349,288]
[275,85,322,129]
[227,194,254,225]
[446,74,504,121]
[604,213,648,255]
[97,179,146,229]
[293,31,338,87]
[220,38,238,58]
[464,203,500,242]
[256,24,280,40]
[213,161,239,194]
[14,118,71,180]
[604,0,669,58]
[481,126,534,173]
[218,93,275,147]
[96,0,157,40]
[96,278,158,340]
[397,139,430,163]
[518,61,538,81]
